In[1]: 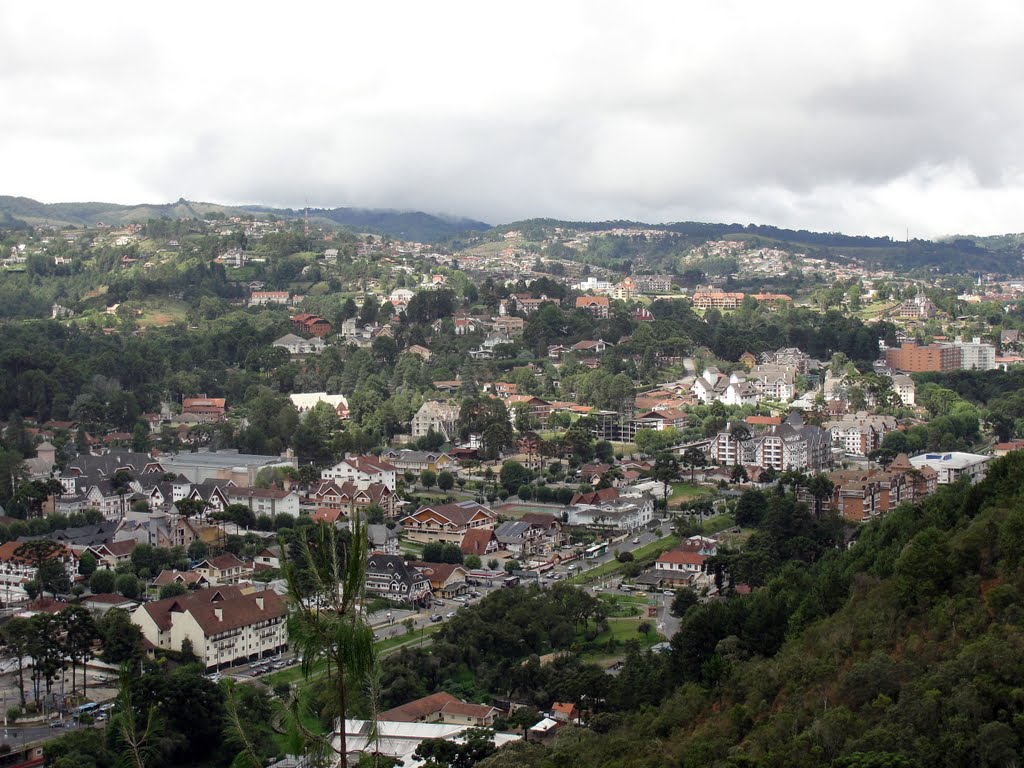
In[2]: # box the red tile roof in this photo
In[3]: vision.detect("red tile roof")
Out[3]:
[379,692,461,722]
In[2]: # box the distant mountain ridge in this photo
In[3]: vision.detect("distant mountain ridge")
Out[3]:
[0,195,491,243]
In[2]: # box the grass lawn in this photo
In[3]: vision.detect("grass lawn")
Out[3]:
[669,483,710,504]
[569,535,680,585]
[701,512,737,534]
[377,624,442,655]
[136,298,189,328]
[856,300,900,320]
[581,618,667,663]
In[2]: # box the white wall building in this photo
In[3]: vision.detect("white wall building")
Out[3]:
[909,452,991,485]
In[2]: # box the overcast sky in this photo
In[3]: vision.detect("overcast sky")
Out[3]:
[2,2,1023,238]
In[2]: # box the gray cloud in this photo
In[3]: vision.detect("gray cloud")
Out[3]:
[2,1,1024,237]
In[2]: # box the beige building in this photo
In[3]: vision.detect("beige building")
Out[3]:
[132,585,287,670]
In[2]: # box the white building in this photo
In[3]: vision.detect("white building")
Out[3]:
[954,337,997,371]
[289,392,348,416]
[321,455,399,492]
[225,487,301,517]
[132,586,288,670]
[891,374,916,406]
[272,333,326,356]
[563,496,654,530]
[411,401,460,440]
[908,452,991,485]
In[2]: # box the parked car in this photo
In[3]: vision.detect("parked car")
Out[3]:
[430,614,443,622]
[632,537,641,544]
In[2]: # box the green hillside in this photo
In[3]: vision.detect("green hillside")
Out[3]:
[482,453,1024,768]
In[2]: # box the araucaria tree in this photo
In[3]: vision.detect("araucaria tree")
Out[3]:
[281,519,375,767]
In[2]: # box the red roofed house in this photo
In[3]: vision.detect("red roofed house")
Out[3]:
[379,691,498,727]
[0,541,77,594]
[551,702,579,723]
[181,396,227,423]
[194,553,249,585]
[153,569,210,590]
[409,561,470,599]
[85,540,136,570]
[461,528,499,557]
[570,487,619,506]
[575,295,609,318]
[401,501,497,545]
[655,549,708,586]
[81,592,139,616]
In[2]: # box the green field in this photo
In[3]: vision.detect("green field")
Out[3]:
[669,482,710,503]
[701,512,736,534]
[569,535,680,585]
[136,298,189,327]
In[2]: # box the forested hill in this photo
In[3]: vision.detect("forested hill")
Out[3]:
[242,204,491,243]
[498,218,1024,273]
[0,195,490,243]
[484,452,1024,768]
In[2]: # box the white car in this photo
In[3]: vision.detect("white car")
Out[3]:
[632,537,641,544]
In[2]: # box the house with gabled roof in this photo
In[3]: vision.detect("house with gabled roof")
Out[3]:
[400,501,496,545]
[365,554,432,606]
[378,691,498,727]
[381,449,455,475]
[131,585,287,670]
[408,561,469,599]
[194,553,249,585]
[321,454,398,492]
[575,295,609,318]
[153,569,210,589]
[85,539,136,570]
[460,528,500,557]
[311,480,400,519]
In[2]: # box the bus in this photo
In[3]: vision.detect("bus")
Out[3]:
[502,576,520,588]
[585,542,608,560]
[76,702,99,716]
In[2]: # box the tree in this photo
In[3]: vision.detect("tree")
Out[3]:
[504,559,521,574]
[174,498,208,521]
[437,470,455,492]
[488,559,499,571]
[14,539,68,599]
[98,609,145,666]
[465,555,482,570]
[420,469,437,489]
[60,606,98,698]
[617,550,634,563]
[670,589,698,617]
[682,446,705,483]
[114,573,142,600]
[89,568,116,595]
[159,582,188,600]
[805,473,836,520]
[1,617,32,706]
[78,550,98,578]
[499,460,532,495]
[113,666,163,768]
[187,539,209,562]
[282,520,375,767]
